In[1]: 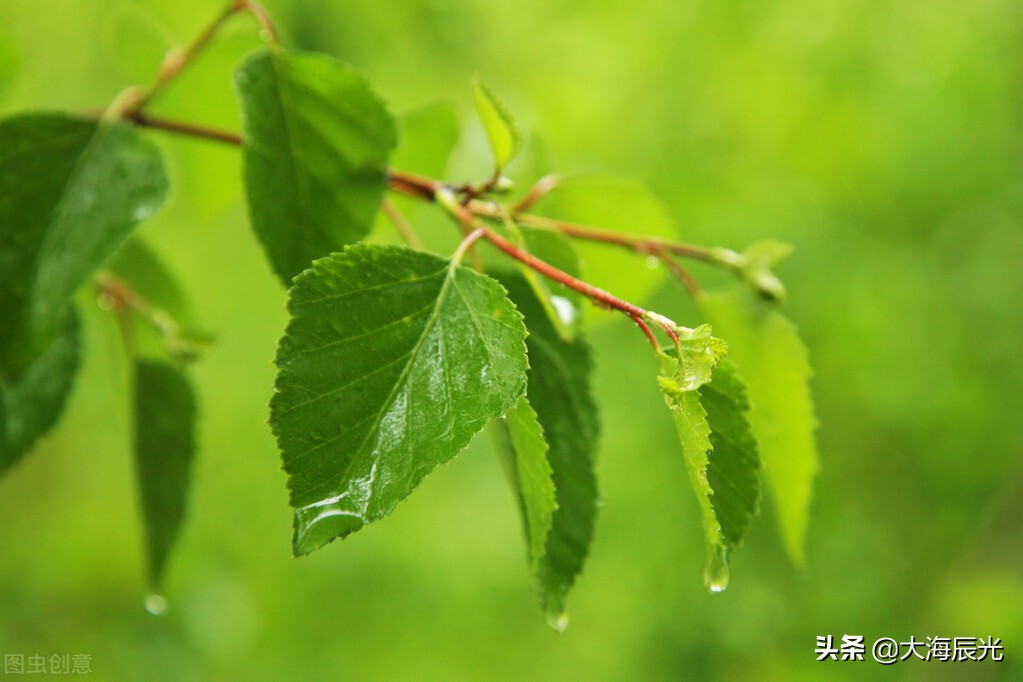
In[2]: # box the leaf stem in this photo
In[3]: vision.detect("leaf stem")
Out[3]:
[452,227,487,265]
[94,271,204,362]
[630,315,660,350]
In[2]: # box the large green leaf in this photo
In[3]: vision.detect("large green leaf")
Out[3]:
[499,275,599,630]
[271,244,528,556]
[0,308,80,474]
[658,327,761,591]
[235,48,398,285]
[472,76,522,171]
[0,114,167,375]
[492,396,555,570]
[700,287,819,566]
[133,360,196,588]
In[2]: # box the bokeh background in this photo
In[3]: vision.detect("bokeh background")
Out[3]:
[1,0,1020,679]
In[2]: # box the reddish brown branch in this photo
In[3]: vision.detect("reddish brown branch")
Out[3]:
[123,112,243,145]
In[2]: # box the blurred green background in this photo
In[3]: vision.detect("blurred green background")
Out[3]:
[1,0,1020,679]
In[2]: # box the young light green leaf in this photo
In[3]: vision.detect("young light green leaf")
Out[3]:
[271,244,528,556]
[499,275,599,630]
[0,309,80,474]
[492,396,556,570]
[0,114,167,375]
[234,48,398,285]
[700,287,819,567]
[472,76,522,171]
[133,360,196,588]
[658,328,759,591]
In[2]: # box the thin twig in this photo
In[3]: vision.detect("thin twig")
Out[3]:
[653,247,701,297]
[514,213,717,262]
[512,174,561,213]
[127,1,242,116]
[381,199,423,250]
[122,111,243,145]
[434,188,682,344]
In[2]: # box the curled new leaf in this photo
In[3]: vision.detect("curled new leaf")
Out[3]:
[658,329,760,591]
[271,244,528,556]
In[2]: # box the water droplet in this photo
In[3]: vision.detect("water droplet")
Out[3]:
[145,593,168,615]
[545,608,569,633]
[550,296,576,325]
[645,255,660,269]
[704,545,730,593]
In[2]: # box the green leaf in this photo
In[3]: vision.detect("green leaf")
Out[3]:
[106,239,210,362]
[107,238,191,324]
[492,396,555,570]
[235,48,398,285]
[391,102,459,179]
[271,244,528,556]
[0,308,80,474]
[701,360,761,551]
[658,326,760,591]
[499,275,599,630]
[472,76,522,171]
[133,360,196,588]
[533,176,678,309]
[700,287,819,566]
[0,114,167,375]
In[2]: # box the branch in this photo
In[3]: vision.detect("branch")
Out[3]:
[107,111,745,287]
[435,188,684,344]
[126,0,279,118]
[121,112,243,145]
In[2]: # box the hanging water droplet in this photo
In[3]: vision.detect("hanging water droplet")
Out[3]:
[545,609,569,633]
[645,255,660,269]
[704,545,730,593]
[144,593,168,615]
